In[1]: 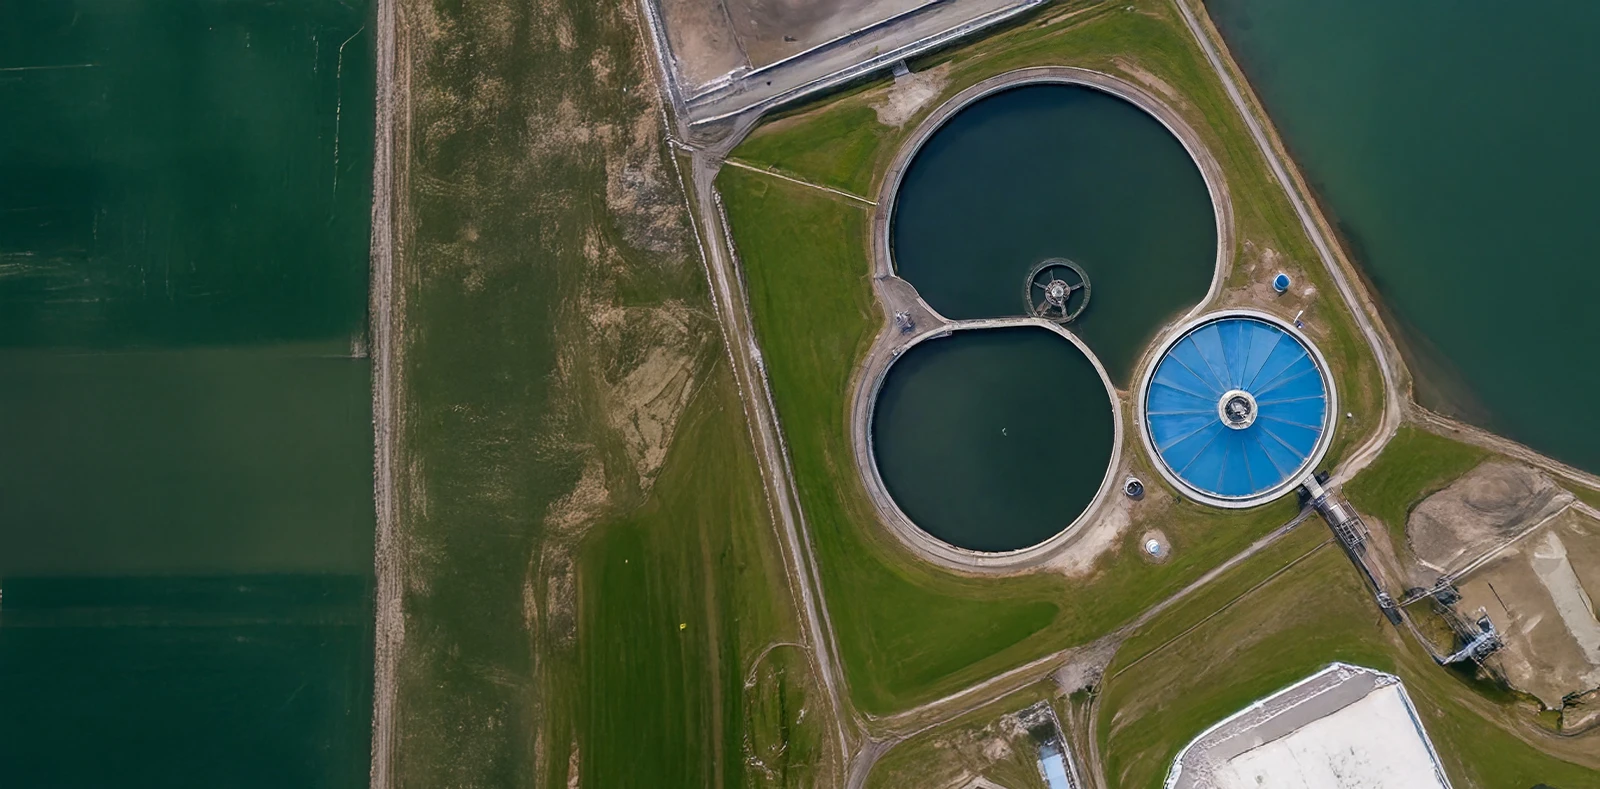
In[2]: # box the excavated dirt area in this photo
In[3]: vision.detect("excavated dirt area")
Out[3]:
[1405,460,1568,579]
[658,0,748,89]
[873,62,951,127]
[1454,507,1600,716]
[655,0,933,90]
[724,0,932,68]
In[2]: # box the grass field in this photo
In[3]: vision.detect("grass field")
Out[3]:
[572,368,820,787]
[1343,425,1491,549]
[1095,541,1600,789]
[1107,522,1332,671]
[722,167,1306,714]
[389,0,818,785]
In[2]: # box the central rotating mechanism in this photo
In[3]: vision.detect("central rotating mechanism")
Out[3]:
[1218,389,1258,430]
[1024,258,1091,324]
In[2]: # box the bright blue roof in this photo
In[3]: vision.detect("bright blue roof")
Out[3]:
[1145,316,1328,500]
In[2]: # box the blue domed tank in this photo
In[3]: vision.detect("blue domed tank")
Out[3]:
[1140,311,1334,506]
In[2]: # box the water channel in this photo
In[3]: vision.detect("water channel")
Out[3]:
[1207,0,1600,474]
[890,83,1216,383]
[872,328,1114,552]
[0,2,375,785]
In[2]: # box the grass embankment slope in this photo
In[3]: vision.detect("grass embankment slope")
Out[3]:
[390,0,821,785]
[720,0,1381,716]
[1095,536,1600,789]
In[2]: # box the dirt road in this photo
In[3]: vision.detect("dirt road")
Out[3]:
[368,0,404,783]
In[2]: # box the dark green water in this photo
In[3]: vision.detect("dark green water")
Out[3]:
[0,1,375,786]
[890,84,1217,383]
[1206,0,1600,474]
[871,328,1114,552]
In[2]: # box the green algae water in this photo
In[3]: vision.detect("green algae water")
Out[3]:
[1205,0,1600,474]
[871,328,1114,552]
[0,1,375,785]
[891,84,1216,383]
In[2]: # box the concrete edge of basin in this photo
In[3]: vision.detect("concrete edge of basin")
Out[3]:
[1133,307,1340,510]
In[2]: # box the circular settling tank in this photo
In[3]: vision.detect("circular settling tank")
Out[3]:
[871,327,1115,552]
[890,83,1217,381]
[1140,312,1335,507]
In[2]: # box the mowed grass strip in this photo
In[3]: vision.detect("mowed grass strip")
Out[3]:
[1343,424,1490,548]
[722,167,1306,714]
[733,101,893,199]
[574,366,810,788]
[1096,545,1600,789]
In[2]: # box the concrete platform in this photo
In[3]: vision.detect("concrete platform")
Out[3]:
[1165,663,1452,789]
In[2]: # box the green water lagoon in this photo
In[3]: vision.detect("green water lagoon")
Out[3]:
[871,327,1114,552]
[1207,0,1600,473]
[890,84,1217,383]
[0,1,375,785]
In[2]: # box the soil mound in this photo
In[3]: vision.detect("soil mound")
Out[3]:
[1407,461,1567,574]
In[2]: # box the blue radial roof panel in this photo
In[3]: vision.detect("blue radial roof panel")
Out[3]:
[1144,315,1330,502]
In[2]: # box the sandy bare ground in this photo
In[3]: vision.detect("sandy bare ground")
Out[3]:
[659,0,748,89]
[726,0,933,68]
[872,62,950,127]
[1454,507,1600,711]
[657,0,934,92]
[1406,460,1569,578]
